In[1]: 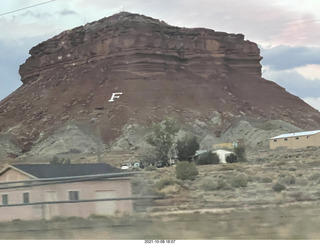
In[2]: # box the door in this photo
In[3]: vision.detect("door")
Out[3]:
[44,191,59,219]
[95,190,117,216]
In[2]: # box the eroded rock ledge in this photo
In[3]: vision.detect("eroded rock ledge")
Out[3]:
[19,12,262,84]
[0,12,319,157]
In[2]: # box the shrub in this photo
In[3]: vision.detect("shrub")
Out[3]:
[284,174,296,185]
[50,155,71,164]
[308,172,320,181]
[175,161,199,181]
[226,154,237,163]
[154,177,175,191]
[216,178,233,190]
[176,134,200,161]
[272,182,286,192]
[141,184,165,198]
[259,177,273,183]
[131,178,146,195]
[200,177,219,191]
[289,191,305,201]
[50,155,60,164]
[230,173,248,188]
[197,152,220,165]
[131,178,157,196]
[69,148,81,154]
[200,177,232,191]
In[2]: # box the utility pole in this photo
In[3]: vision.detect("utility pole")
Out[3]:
[96,126,102,163]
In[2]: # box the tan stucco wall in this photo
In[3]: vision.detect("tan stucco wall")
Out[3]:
[0,178,133,221]
[270,133,320,149]
[0,168,33,182]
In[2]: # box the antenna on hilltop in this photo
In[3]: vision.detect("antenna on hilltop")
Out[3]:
[121,1,125,12]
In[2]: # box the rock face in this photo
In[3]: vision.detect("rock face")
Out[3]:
[19,13,262,83]
[1,12,320,157]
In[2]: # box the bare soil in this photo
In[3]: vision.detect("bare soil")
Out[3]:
[1,202,320,239]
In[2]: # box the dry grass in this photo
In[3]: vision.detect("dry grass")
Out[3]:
[131,147,320,213]
[2,147,320,239]
[2,203,320,239]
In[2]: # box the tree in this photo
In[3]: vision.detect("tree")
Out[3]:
[146,118,180,164]
[176,134,200,161]
[50,155,71,164]
[50,155,61,165]
[197,151,220,165]
[234,145,247,162]
[138,147,159,168]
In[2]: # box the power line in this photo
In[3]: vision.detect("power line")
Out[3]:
[0,196,162,208]
[0,0,57,17]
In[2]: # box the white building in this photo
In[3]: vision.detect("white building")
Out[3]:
[192,149,235,163]
[212,149,234,163]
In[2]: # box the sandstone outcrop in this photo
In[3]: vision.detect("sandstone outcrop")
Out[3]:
[19,13,262,84]
[0,12,320,157]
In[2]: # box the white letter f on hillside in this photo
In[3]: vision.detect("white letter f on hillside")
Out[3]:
[108,92,123,102]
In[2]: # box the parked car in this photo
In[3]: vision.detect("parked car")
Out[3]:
[121,163,132,170]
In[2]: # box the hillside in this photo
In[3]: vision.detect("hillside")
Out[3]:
[0,12,320,162]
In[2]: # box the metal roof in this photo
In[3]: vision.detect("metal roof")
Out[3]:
[194,150,208,156]
[270,130,320,140]
[11,163,121,179]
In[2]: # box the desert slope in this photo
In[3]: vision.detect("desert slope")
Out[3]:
[0,12,319,161]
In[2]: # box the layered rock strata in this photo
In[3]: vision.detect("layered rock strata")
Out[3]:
[0,12,319,153]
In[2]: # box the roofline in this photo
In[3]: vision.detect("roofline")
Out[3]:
[212,149,233,152]
[0,171,139,186]
[0,165,38,180]
[270,130,320,140]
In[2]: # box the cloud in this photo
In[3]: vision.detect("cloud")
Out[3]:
[124,0,320,47]
[261,45,320,104]
[261,46,320,70]
[303,97,320,112]
[271,13,320,46]
[2,0,320,48]
[20,10,52,19]
[0,1,84,43]
[295,64,320,80]
[2,0,320,101]
[57,9,78,16]
[0,41,26,101]
[262,66,320,98]
[0,17,59,44]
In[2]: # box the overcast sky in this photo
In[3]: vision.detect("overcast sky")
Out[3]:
[1,0,320,111]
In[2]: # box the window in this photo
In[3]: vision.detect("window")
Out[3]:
[273,139,277,142]
[295,137,299,140]
[2,194,8,205]
[23,192,30,204]
[69,191,79,201]
[284,138,288,141]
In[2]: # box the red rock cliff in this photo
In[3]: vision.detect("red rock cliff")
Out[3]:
[0,12,319,152]
[19,12,262,84]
